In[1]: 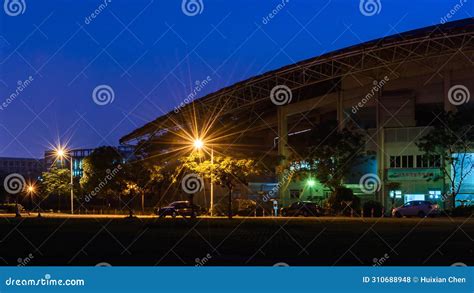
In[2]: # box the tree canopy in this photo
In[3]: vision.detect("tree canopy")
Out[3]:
[80,146,125,205]
[181,152,259,218]
[284,123,368,192]
[417,108,474,208]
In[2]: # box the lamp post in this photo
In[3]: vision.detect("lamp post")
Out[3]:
[26,184,41,217]
[210,147,214,217]
[307,178,315,202]
[193,139,214,217]
[55,146,74,214]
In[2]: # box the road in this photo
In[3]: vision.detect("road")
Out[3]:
[0,214,472,266]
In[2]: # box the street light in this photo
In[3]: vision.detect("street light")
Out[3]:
[193,138,214,217]
[27,185,35,193]
[306,178,315,202]
[26,183,41,217]
[54,145,74,215]
[193,139,204,149]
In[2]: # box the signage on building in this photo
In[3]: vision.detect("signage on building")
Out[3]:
[387,168,442,181]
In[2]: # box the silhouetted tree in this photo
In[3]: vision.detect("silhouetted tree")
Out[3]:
[417,109,474,209]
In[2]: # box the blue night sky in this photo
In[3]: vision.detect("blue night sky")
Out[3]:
[0,0,472,158]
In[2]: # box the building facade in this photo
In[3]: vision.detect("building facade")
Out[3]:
[0,157,44,179]
[120,20,474,211]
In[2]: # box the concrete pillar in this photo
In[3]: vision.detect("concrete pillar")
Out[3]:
[277,107,289,206]
[276,93,337,206]
[375,87,385,206]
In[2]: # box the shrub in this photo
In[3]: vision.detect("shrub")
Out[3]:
[211,199,257,216]
[328,187,360,215]
[363,200,384,217]
[451,205,474,217]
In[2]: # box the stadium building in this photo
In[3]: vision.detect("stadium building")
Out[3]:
[120,19,474,211]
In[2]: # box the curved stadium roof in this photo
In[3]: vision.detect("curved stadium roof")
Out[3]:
[120,18,474,144]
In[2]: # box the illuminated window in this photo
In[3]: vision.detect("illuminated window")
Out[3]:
[428,190,441,199]
[389,190,402,198]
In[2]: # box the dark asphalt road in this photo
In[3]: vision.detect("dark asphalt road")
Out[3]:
[0,216,472,266]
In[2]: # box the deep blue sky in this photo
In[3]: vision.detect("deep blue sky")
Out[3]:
[0,0,472,158]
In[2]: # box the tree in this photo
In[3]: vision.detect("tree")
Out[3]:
[42,167,71,196]
[41,166,79,210]
[80,146,125,207]
[328,187,360,215]
[286,123,367,192]
[122,160,164,212]
[417,109,474,209]
[182,152,259,219]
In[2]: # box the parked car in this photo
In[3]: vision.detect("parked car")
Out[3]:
[155,201,200,218]
[280,201,322,217]
[0,203,25,213]
[392,201,439,218]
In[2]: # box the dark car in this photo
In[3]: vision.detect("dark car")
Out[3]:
[0,203,25,213]
[280,201,322,217]
[155,201,200,218]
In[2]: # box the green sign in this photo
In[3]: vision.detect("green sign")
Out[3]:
[387,168,442,181]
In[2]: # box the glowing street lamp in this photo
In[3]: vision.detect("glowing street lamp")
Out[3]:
[306,178,316,200]
[54,145,74,215]
[192,138,214,217]
[193,139,204,150]
[26,183,41,218]
[26,185,35,194]
[306,179,316,187]
[56,148,65,159]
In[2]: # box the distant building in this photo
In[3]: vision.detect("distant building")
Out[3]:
[44,146,134,177]
[0,157,44,179]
